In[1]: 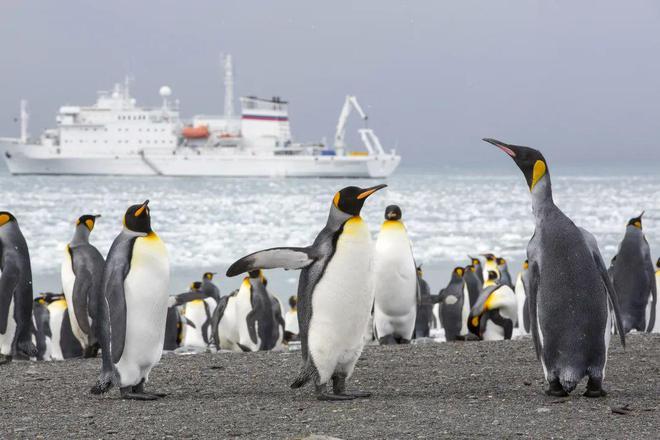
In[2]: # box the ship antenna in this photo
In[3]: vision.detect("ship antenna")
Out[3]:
[223,53,234,121]
[20,99,29,143]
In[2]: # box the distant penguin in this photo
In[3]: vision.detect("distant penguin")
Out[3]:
[514,260,530,333]
[201,272,221,302]
[181,282,213,349]
[0,211,36,364]
[485,138,625,397]
[263,276,286,348]
[284,295,300,343]
[373,205,417,344]
[226,184,386,400]
[610,212,657,333]
[497,257,515,291]
[163,299,195,351]
[61,214,105,358]
[40,293,84,360]
[481,253,500,282]
[469,270,517,341]
[463,264,482,308]
[32,296,52,361]
[92,200,170,400]
[414,265,435,338]
[468,256,484,285]
[437,267,470,341]
[213,270,281,351]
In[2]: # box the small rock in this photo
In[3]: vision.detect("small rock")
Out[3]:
[536,407,550,413]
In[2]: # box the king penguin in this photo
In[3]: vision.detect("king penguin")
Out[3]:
[468,271,517,341]
[32,296,52,361]
[284,295,300,343]
[61,214,105,358]
[610,212,657,333]
[373,205,417,344]
[92,200,170,400]
[468,256,484,285]
[437,267,471,341]
[0,211,36,364]
[37,293,83,360]
[484,138,625,397]
[226,184,386,400]
[201,272,221,302]
[463,264,483,308]
[514,260,530,333]
[497,257,515,291]
[481,253,500,282]
[414,265,435,338]
[181,282,213,349]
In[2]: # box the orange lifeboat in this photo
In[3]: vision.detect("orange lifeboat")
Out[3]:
[182,125,210,139]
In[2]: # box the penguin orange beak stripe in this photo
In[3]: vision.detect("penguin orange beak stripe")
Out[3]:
[0,214,10,226]
[483,138,516,158]
[135,200,149,217]
[357,184,387,200]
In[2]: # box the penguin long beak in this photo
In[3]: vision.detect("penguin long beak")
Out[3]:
[94,214,102,218]
[483,138,517,158]
[135,200,150,217]
[357,184,387,200]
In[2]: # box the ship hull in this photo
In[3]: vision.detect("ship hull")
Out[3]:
[3,146,400,178]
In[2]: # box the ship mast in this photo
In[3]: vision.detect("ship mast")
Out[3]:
[20,99,28,143]
[223,54,234,120]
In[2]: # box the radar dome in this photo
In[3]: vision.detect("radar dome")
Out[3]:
[159,86,172,97]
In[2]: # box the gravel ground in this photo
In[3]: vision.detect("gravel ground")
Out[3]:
[0,334,658,439]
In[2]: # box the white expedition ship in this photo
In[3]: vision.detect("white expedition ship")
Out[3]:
[0,56,400,177]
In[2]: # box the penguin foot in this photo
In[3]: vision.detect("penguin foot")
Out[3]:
[583,377,606,398]
[583,389,607,398]
[16,340,37,358]
[545,380,569,397]
[121,391,159,401]
[90,371,114,395]
[83,345,99,359]
[340,390,371,399]
[317,392,356,401]
[0,354,12,365]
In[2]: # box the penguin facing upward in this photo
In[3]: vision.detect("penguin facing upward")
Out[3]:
[373,205,417,344]
[485,138,625,397]
[284,295,300,343]
[468,274,518,341]
[92,200,170,400]
[61,214,105,358]
[0,211,36,364]
[414,265,435,339]
[497,257,515,291]
[468,256,484,285]
[226,184,386,401]
[201,272,221,303]
[463,264,483,308]
[515,260,530,333]
[437,267,470,341]
[610,212,657,333]
[481,253,500,282]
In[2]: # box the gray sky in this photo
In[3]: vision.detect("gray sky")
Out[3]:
[1,1,659,166]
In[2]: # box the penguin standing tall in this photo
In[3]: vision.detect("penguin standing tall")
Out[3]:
[0,212,36,364]
[610,213,657,333]
[92,200,170,400]
[497,257,515,291]
[180,282,213,349]
[437,267,470,341]
[514,260,530,333]
[226,184,386,400]
[32,296,52,361]
[468,271,517,341]
[373,205,417,344]
[284,295,300,343]
[61,214,104,357]
[481,254,500,282]
[468,256,484,286]
[463,264,482,308]
[414,265,435,338]
[36,293,83,360]
[485,138,625,397]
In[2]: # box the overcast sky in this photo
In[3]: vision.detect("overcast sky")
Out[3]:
[1,1,659,167]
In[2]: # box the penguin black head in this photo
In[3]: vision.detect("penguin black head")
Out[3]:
[416,264,423,277]
[384,205,402,221]
[289,295,297,309]
[332,184,387,216]
[77,214,101,232]
[487,271,498,281]
[468,255,481,267]
[453,267,465,279]
[248,269,265,281]
[482,253,497,262]
[483,138,548,192]
[124,200,151,234]
[522,260,529,270]
[496,257,506,266]
[190,281,202,291]
[627,211,644,229]
[203,272,216,280]
[0,211,16,227]
[656,257,660,269]
[465,264,475,273]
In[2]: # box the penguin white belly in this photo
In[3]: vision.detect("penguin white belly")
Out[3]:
[460,285,470,336]
[182,300,208,348]
[482,319,505,341]
[308,217,373,384]
[514,273,526,333]
[373,222,417,339]
[218,282,260,352]
[48,301,67,361]
[205,297,218,342]
[285,310,299,335]
[61,247,88,348]
[115,234,169,387]
[0,297,16,355]
[217,296,241,351]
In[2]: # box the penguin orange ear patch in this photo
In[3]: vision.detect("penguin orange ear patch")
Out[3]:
[85,219,94,231]
[530,160,547,191]
[333,192,340,207]
[0,214,10,226]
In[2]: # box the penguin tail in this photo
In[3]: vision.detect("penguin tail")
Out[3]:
[290,364,316,389]
[559,370,581,394]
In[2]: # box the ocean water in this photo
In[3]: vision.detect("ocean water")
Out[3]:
[2,165,659,300]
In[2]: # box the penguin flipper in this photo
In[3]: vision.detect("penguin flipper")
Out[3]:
[184,317,197,329]
[526,260,543,360]
[245,310,258,345]
[72,270,92,336]
[0,262,19,334]
[175,291,207,306]
[201,301,211,345]
[106,267,128,364]
[226,247,314,277]
[643,239,657,332]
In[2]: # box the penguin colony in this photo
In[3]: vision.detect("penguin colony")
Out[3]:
[0,140,658,401]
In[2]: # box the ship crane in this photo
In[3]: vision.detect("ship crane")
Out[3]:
[333,95,386,156]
